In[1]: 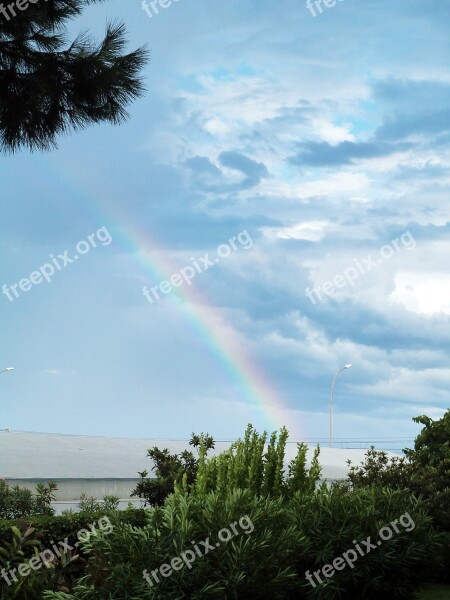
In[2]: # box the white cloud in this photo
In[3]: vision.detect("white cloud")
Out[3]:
[262,220,334,241]
[390,272,450,315]
[45,369,77,377]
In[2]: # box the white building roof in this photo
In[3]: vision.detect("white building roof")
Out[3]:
[0,430,389,481]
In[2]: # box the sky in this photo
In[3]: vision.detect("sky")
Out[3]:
[1,0,450,449]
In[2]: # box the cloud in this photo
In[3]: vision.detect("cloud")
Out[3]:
[288,140,409,167]
[218,150,269,188]
[373,79,450,112]
[376,109,450,142]
[263,221,335,242]
[45,369,77,377]
[185,156,222,177]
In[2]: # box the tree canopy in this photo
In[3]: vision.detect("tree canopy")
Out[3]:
[0,0,148,153]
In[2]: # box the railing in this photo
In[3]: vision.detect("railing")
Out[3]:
[284,438,415,452]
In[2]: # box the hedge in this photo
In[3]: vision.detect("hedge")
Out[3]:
[0,508,147,555]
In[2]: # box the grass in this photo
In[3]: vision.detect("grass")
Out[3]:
[417,585,450,599]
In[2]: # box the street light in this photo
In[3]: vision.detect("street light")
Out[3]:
[0,368,14,374]
[330,363,352,448]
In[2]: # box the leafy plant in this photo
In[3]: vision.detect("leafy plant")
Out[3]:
[78,495,119,513]
[347,409,450,533]
[0,508,146,553]
[39,486,445,600]
[0,481,57,520]
[0,521,80,599]
[192,424,322,499]
[77,496,101,513]
[41,489,301,600]
[132,432,215,506]
[290,486,445,599]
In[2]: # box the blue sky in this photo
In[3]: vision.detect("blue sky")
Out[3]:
[1,0,449,448]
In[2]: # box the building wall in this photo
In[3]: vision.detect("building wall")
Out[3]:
[5,478,140,502]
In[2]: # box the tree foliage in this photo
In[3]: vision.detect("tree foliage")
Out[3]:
[0,0,148,153]
[132,432,215,506]
[133,425,322,505]
[347,409,450,533]
[191,424,322,498]
[41,487,445,600]
[0,480,57,519]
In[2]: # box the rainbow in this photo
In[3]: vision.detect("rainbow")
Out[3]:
[46,156,292,433]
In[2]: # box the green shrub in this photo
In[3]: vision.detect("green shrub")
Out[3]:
[0,508,146,554]
[0,509,147,598]
[0,481,57,519]
[77,494,120,513]
[347,409,450,533]
[191,424,322,498]
[0,521,80,599]
[291,486,446,599]
[132,432,215,506]
[132,425,322,506]
[41,489,301,599]
[40,487,445,600]
[347,410,450,584]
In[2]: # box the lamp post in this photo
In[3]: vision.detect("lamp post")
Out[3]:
[330,364,352,448]
[0,367,14,434]
[0,368,14,375]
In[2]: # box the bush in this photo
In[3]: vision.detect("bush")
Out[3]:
[191,424,322,498]
[41,490,302,599]
[77,494,120,513]
[346,410,450,584]
[0,508,146,552]
[132,425,322,506]
[0,521,81,599]
[0,509,147,598]
[0,480,57,519]
[132,432,215,507]
[291,486,446,599]
[347,409,450,533]
[40,487,445,600]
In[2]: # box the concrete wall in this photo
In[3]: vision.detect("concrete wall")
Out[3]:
[5,478,140,502]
